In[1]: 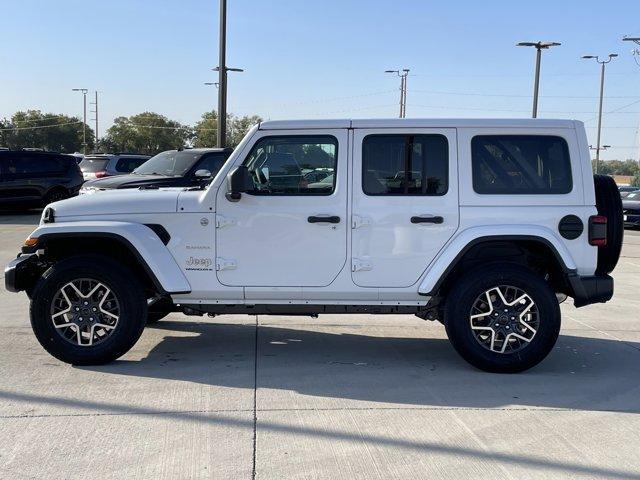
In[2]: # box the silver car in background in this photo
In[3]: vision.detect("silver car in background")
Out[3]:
[79,153,150,181]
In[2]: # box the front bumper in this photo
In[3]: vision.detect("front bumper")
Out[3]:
[623,213,640,228]
[567,274,613,308]
[4,254,42,293]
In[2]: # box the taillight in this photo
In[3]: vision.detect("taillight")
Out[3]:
[589,215,607,247]
[95,171,109,178]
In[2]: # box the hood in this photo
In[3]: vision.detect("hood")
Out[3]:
[49,188,181,217]
[622,199,640,211]
[83,174,182,190]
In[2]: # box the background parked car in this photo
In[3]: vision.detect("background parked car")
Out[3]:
[622,190,640,228]
[78,153,151,181]
[620,186,640,198]
[0,150,83,207]
[80,147,232,193]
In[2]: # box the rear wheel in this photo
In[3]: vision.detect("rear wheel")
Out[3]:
[30,255,147,365]
[444,263,560,373]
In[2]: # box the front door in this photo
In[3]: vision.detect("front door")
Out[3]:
[351,128,459,287]
[215,130,348,287]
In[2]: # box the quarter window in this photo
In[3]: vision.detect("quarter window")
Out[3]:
[472,135,572,194]
[362,135,449,195]
[242,135,338,195]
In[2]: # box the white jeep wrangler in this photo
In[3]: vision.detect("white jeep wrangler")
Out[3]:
[5,119,623,372]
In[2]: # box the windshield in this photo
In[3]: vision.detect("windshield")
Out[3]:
[79,157,109,172]
[133,150,202,176]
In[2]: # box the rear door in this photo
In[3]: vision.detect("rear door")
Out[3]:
[351,128,459,287]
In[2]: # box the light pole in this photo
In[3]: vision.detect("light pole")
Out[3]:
[582,53,618,173]
[215,0,243,148]
[622,36,640,67]
[516,41,561,118]
[72,88,88,154]
[385,69,410,118]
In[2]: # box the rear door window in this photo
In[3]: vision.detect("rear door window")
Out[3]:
[8,154,66,176]
[116,157,147,173]
[472,135,572,194]
[362,134,449,195]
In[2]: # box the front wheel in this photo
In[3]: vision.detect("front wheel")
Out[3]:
[30,255,147,365]
[444,264,561,373]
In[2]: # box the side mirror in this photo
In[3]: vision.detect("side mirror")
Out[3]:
[226,165,253,202]
[194,169,212,179]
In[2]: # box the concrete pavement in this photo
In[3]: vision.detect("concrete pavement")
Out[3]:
[0,213,639,479]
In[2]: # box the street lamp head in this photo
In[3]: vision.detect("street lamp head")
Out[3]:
[227,67,244,72]
[609,53,619,58]
[623,36,640,42]
[581,55,596,59]
[385,70,398,73]
[517,41,560,49]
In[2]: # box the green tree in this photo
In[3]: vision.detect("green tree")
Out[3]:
[593,159,640,176]
[632,173,640,187]
[192,110,218,148]
[0,110,94,152]
[101,112,191,155]
[193,111,262,148]
[228,114,262,147]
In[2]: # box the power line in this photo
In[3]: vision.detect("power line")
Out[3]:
[0,121,83,131]
[411,89,640,99]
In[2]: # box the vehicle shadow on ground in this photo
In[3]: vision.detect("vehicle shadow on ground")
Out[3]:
[86,320,640,414]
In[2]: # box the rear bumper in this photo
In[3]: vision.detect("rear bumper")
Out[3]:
[567,274,613,308]
[4,254,41,293]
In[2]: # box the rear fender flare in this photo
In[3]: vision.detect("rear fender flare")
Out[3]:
[418,226,576,295]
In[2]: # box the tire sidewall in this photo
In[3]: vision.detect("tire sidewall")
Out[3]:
[30,256,147,365]
[445,264,561,373]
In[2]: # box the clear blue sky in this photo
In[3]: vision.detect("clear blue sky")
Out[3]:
[1,0,639,160]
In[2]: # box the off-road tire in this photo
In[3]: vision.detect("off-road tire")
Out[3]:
[30,254,147,365]
[444,263,561,373]
[593,174,623,275]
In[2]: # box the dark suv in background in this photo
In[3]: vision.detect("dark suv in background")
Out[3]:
[80,148,232,193]
[0,150,83,208]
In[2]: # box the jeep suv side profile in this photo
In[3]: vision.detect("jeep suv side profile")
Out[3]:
[5,119,623,372]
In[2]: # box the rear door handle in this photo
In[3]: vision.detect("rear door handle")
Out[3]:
[308,215,341,224]
[411,215,444,224]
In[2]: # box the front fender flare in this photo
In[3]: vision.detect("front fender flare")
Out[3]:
[26,221,191,294]
[417,225,576,295]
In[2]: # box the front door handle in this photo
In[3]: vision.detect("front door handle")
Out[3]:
[411,215,444,224]
[308,215,341,224]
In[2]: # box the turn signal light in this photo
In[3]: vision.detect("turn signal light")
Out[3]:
[95,171,109,178]
[24,237,39,247]
[588,215,607,247]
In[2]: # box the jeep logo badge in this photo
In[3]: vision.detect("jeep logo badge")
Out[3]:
[200,218,209,226]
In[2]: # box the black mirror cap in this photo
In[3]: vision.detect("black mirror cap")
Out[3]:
[226,165,252,202]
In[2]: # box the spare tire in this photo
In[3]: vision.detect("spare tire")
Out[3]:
[593,174,623,275]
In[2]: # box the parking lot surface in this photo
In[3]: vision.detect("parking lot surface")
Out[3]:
[0,212,639,479]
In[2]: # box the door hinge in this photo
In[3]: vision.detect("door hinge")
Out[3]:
[216,257,237,271]
[216,214,236,229]
[352,215,372,229]
[352,257,373,272]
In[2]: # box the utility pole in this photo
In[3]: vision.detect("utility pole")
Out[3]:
[90,91,99,151]
[72,88,88,154]
[582,54,618,173]
[214,0,243,148]
[516,41,561,118]
[385,69,410,118]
